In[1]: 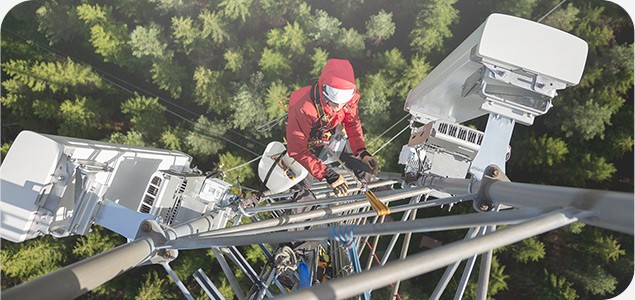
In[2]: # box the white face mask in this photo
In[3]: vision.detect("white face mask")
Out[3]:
[323,84,354,105]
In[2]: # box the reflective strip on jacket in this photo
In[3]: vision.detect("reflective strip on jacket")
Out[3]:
[286,59,367,181]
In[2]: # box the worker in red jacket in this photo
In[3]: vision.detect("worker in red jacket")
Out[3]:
[286,58,379,197]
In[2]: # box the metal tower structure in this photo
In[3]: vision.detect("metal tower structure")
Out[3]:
[1,13,632,300]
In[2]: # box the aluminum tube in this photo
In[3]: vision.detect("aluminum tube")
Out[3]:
[265,179,398,200]
[488,182,634,234]
[186,187,433,239]
[453,228,485,300]
[390,204,418,300]
[211,247,246,300]
[197,194,470,239]
[357,215,379,257]
[475,226,495,300]
[247,181,399,213]
[2,237,155,300]
[166,207,556,249]
[166,214,217,240]
[454,254,478,300]
[276,208,584,300]
[380,196,422,266]
[366,215,386,270]
[161,262,194,300]
[430,227,482,300]
[418,176,479,195]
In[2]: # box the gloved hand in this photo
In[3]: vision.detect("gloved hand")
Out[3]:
[360,150,379,175]
[325,168,348,197]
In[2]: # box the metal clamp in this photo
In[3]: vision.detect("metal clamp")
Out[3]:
[473,164,509,212]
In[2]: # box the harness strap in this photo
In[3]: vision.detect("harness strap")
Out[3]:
[309,82,329,129]
[257,150,287,198]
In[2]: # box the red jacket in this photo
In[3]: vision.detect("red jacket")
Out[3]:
[286,59,367,181]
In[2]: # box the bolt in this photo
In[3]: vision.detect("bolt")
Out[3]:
[479,201,492,211]
[141,222,151,232]
[491,169,500,177]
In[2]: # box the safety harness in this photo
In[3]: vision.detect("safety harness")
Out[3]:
[308,82,332,149]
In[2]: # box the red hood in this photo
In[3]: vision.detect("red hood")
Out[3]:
[318,59,356,90]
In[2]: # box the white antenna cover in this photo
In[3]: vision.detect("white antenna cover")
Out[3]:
[405,13,588,125]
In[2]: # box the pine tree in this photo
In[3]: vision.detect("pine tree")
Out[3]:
[150,58,187,98]
[76,3,132,67]
[185,116,227,158]
[365,10,396,46]
[129,23,171,60]
[199,9,230,44]
[409,0,459,55]
[219,151,255,185]
[58,96,103,138]
[171,16,201,54]
[120,94,167,141]
[335,27,365,58]
[305,10,341,47]
[218,0,253,23]
[193,66,230,114]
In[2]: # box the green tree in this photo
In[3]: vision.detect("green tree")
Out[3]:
[256,0,310,27]
[121,94,167,141]
[185,116,228,158]
[35,0,81,45]
[264,80,290,120]
[335,27,365,58]
[259,48,292,77]
[309,48,329,77]
[219,0,253,23]
[509,237,546,263]
[1,237,68,283]
[543,3,580,32]
[464,256,509,299]
[108,130,146,146]
[365,10,396,46]
[199,9,230,44]
[76,3,131,67]
[409,0,459,55]
[536,270,579,300]
[511,134,569,175]
[73,226,124,258]
[171,16,201,54]
[373,48,407,90]
[224,48,244,73]
[58,97,103,138]
[230,73,270,133]
[135,270,178,300]
[359,72,390,134]
[129,23,171,60]
[219,151,255,184]
[193,66,230,114]
[305,10,341,46]
[495,0,538,19]
[150,58,187,98]
[1,58,109,134]
[266,22,307,56]
[148,0,189,14]
[398,54,432,98]
[160,127,184,150]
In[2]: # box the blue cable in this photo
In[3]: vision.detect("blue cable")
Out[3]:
[329,225,371,300]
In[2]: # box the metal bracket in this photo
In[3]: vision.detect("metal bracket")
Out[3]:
[473,165,510,212]
[135,219,176,265]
